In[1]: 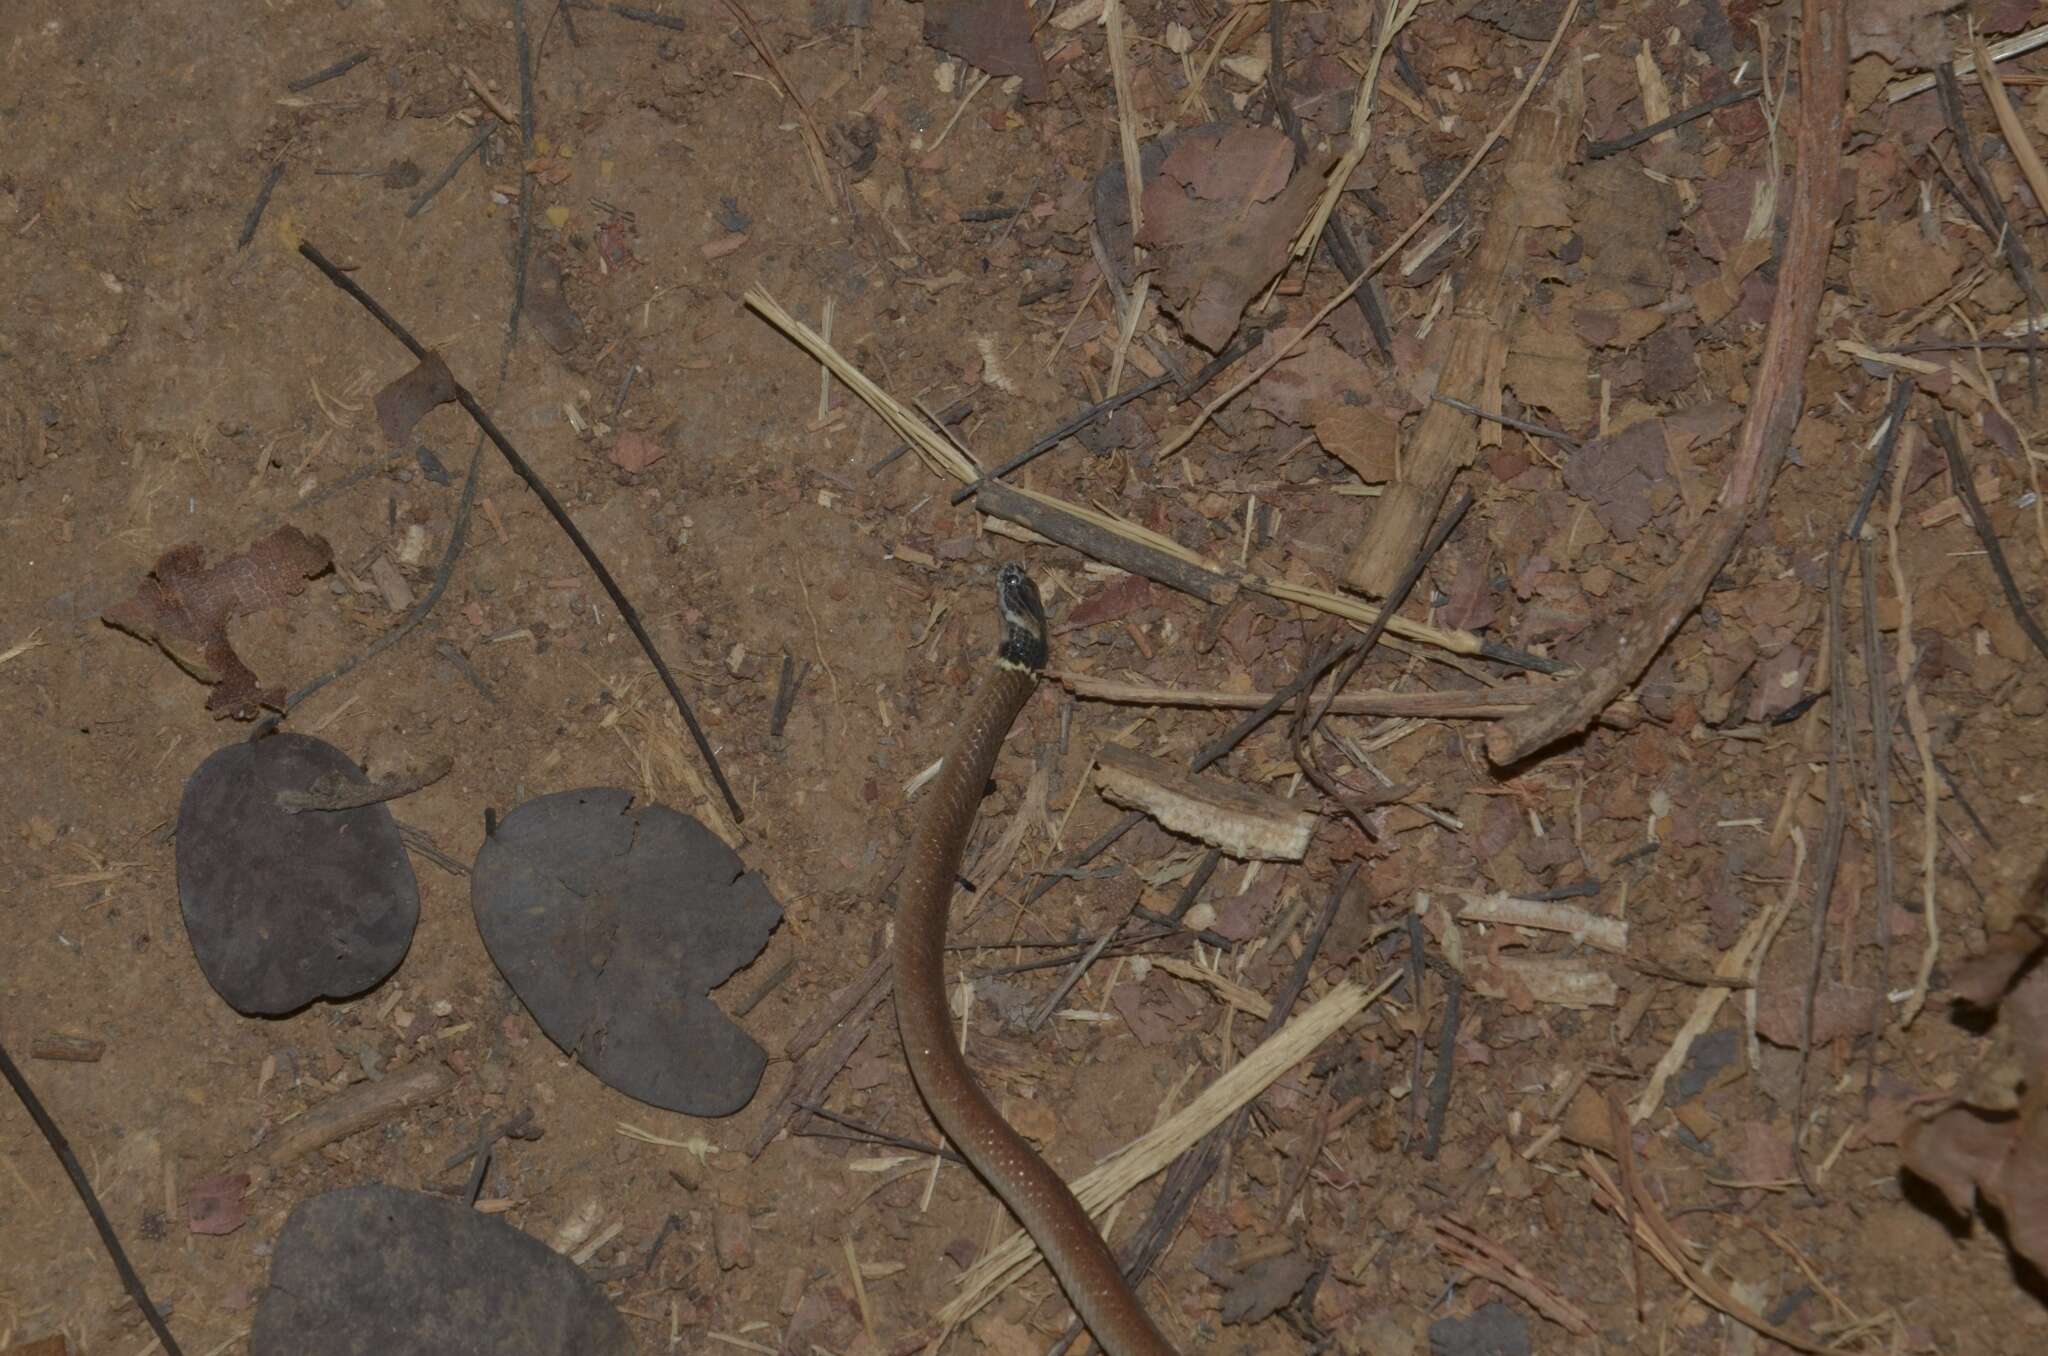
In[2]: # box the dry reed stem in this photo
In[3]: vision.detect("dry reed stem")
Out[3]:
[933,972,1398,1337]
[719,0,836,205]
[1155,0,1580,460]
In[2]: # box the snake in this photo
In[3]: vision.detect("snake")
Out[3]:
[894,563,1180,1356]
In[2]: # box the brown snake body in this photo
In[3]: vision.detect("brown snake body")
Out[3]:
[894,565,1179,1356]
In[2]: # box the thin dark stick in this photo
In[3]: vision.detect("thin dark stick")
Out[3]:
[1858,535,1894,1109]
[408,123,498,218]
[1844,378,1917,541]
[732,956,797,1017]
[1267,0,1392,356]
[1403,909,1427,1152]
[296,242,744,822]
[513,0,536,149]
[1793,544,1852,1198]
[1587,83,1761,158]
[0,1034,184,1356]
[948,327,1263,505]
[870,399,973,475]
[1431,394,1581,452]
[287,50,371,93]
[950,372,1172,504]
[463,1125,495,1206]
[236,161,286,249]
[1025,849,1220,1031]
[794,1103,965,1164]
[1419,972,1461,1160]
[282,447,482,713]
[1936,63,2041,407]
[1291,493,1474,836]
[1895,337,2045,353]
[769,653,809,735]
[1934,414,2048,663]
[1041,869,1364,1356]
[608,361,640,426]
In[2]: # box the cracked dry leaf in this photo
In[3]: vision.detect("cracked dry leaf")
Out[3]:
[102,525,333,719]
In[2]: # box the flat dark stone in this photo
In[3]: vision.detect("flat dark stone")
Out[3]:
[176,734,419,1015]
[472,788,781,1117]
[250,1184,635,1356]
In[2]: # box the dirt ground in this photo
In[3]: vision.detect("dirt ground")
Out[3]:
[5,0,2048,1353]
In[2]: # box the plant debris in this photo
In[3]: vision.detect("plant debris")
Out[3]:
[101,526,332,719]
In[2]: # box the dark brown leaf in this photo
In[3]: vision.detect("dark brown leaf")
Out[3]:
[373,351,459,448]
[923,0,1048,102]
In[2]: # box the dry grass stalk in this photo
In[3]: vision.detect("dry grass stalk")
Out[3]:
[1631,834,1803,1120]
[1883,419,1942,1026]
[934,972,1399,1336]
[1150,956,1272,1018]
[1431,1217,1595,1335]
[1579,1152,1832,1354]
[1105,0,1145,246]
[744,287,978,483]
[1156,0,1582,461]
[1973,34,2048,213]
[1176,0,1255,115]
[1291,0,1423,263]
[748,289,1504,658]
[719,0,836,205]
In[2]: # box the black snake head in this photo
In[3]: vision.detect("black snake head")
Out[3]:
[995,563,1048,673]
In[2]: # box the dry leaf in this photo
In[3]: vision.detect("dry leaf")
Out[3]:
[610,431,666,474]
[102,527,334,719]
[924,0,1049,102]
[374,352,459,448]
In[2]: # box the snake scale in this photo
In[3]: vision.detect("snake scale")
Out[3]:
[894,564,1179,1356]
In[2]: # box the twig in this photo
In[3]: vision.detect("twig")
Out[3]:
[1858,534,1895,1107]
[295,242,743,823]
[408,123,498,218]
[236,161,286,249]
[1885,422,1945,1028]
[1156,0,1582,462]
[1404,910,1428,1150]
[1267,0,1392,355]
[868,398,972,476]
[718,0,836,207]
[1431,394,1581,452]
[794,1103,964,1165]
[732,956,796,1017]
[287,50,372,93]
[1487,0,1847,764]
[1586,83,1760,158]
[768,653,810,736]
[0,1033,184,1356]
[1792,546,1853,1195]
[1025,848,1219,1031]
[1419,969,1460,1160]
[1844,378,1916,540]
[1933,413,2048,661]
[1935,63,2042,406]
[949,327,1262,505]
[1290,493,1472,839]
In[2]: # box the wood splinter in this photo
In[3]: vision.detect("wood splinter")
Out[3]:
[1095,744,1315,861]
